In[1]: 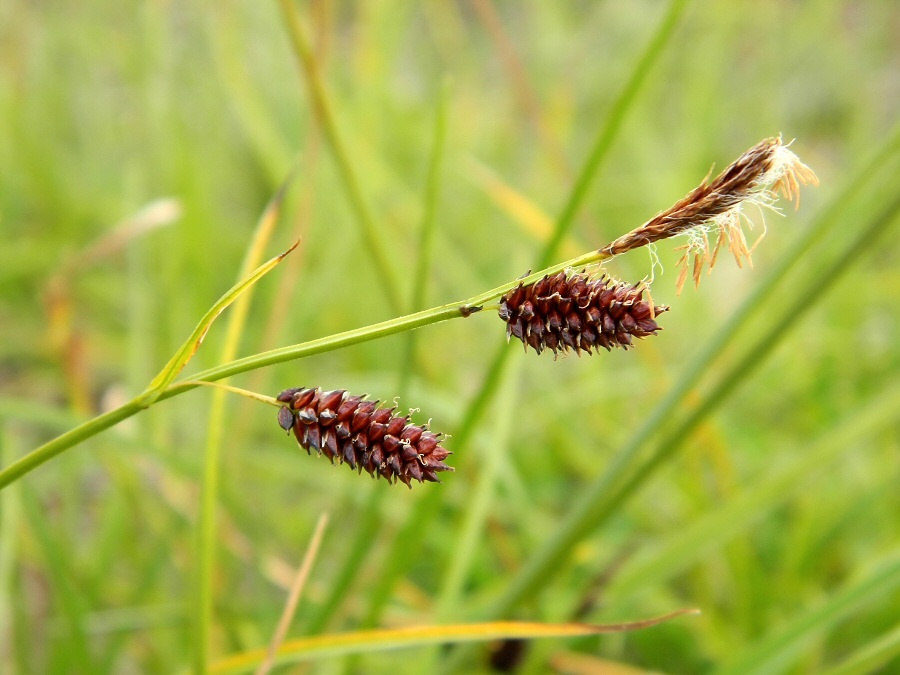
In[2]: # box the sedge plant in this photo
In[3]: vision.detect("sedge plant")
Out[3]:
[0,136,816,671]
[0,136,815,492]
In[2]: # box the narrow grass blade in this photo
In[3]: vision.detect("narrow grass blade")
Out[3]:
[465,158,557,243]
[399,77,449,391]
[309,0,692,640]
[277,0,401,312]
[822,622,900,675]
[193,176,295,675]
[539,0,690,266]
[483,186,900,624]
[607,380,900,600]
[20,483,98,673]
[221,172,297,359]
[145,238,299,399]
[206,610,699,674]
[437,357,522,617]
[256,513,329,675]
[321,77,450,650]
[0,428,22,665]
[716,552,900,675]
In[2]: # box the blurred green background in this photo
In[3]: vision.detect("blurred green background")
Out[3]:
[1,1,899,673]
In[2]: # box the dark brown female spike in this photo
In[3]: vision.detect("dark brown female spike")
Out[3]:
[498,271,668,357]
[276,386,452,488]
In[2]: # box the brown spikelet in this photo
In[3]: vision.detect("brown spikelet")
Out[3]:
[498,271,668,356]
[600,136,817,292]
[275,387,452,488]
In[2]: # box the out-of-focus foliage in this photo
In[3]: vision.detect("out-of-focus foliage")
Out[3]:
[1,2,898,673]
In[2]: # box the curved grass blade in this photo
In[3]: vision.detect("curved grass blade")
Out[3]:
[144,239,299,402]
[205,610,699,674]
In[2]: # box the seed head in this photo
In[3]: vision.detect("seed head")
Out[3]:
[600,136,818,292]
[499,271,668,356]
[276,387,452,488]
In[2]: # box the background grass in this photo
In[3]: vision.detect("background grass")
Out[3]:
[2,1,899,673]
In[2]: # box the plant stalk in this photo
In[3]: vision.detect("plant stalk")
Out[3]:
[0,249,610,490]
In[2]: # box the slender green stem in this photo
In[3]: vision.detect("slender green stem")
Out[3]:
[0,399,150,490]
[180,382,281,407]
[161,248,607,396]
[0,249,610,491]
[1,0,694,493]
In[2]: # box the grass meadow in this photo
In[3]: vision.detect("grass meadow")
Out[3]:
[1,1,899,673]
